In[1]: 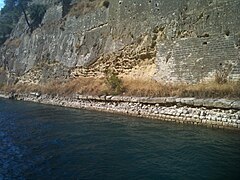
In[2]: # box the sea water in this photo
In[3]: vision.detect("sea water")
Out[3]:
[0,98,240,179]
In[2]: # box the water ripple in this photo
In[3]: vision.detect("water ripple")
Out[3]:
[0,98,240,179]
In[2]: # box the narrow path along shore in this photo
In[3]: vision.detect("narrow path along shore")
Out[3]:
[1,92,240,131]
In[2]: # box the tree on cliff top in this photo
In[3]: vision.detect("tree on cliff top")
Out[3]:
[1,0,30,14]
[28,4,47,29]
[62,0,72,17]
[0,0,46,44]
[0,0,32,43]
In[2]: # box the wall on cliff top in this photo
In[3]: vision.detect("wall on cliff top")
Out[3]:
[0,0,239,85]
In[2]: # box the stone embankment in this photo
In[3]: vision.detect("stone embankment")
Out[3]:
[1,92,240,130]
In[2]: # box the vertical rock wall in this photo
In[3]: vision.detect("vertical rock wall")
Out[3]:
[0,0,239,84]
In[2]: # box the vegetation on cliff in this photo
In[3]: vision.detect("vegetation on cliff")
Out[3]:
[1,75,240,99]
[0,0,46,44]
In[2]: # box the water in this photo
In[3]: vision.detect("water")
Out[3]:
[0,98,240,180]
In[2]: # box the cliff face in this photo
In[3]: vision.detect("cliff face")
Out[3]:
[0,0,239,85]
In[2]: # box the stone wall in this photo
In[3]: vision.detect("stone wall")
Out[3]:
[155,0,240,83]
[0,0,239,84]
[2,93,239,130]
[156,35,239,83]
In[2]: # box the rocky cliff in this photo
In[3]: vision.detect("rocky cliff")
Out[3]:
[0,0,239,85]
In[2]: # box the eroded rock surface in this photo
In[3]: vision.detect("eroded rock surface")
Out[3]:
[0,0,239,84]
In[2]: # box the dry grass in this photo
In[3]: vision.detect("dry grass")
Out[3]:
[60,77,108,96]
[69,2,94,17]
[2,77,108,96]
[69,0,104,17]
[123,78,240,99]
[182,81,240,99]
[122,78,186,97]
[1,77,239,99]
[4,38,21,47]
[122,77,240,99]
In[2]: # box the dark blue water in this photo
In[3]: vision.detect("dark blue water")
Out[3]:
[0,98,240,180]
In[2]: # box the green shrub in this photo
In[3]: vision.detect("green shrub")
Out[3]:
[106,72,123,95]
[28,4,47,28]
[214,64,232,84]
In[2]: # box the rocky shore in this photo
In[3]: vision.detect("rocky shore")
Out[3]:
[1,92,240,131]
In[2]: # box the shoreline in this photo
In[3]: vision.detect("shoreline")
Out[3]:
[1,92,240,131]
